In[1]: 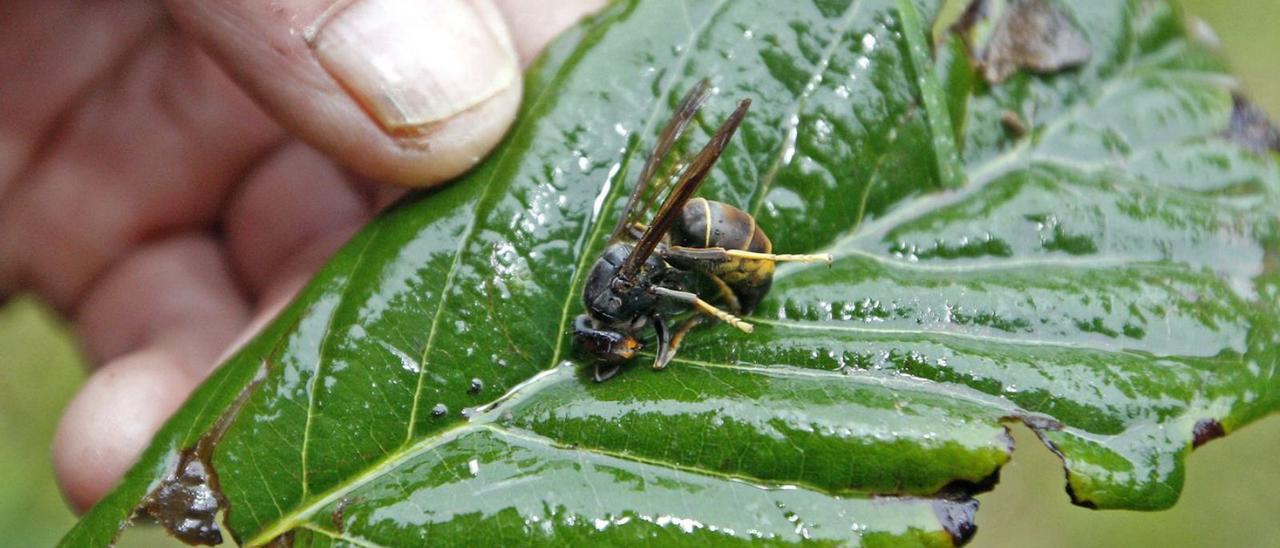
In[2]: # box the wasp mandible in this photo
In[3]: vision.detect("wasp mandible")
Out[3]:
[574,81,831,381]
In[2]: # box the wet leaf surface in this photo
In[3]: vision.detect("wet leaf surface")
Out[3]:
[66,0,1280,545]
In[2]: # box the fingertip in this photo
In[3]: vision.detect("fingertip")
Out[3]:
[368,80,522,186]
[224,143,371,293]
[53,348,198,513]
[166,0,524,187]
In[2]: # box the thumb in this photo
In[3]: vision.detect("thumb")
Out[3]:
[165,0,522,186]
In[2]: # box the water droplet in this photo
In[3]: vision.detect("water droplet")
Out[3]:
[813,119,832,140]
[861,33,877,52]
[468,378,484,394]
[780,115,800,165]
[467,458,479,476]
[431,403,448,417]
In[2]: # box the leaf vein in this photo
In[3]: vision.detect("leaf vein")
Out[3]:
[301,227,382,497]
[298,524,387,548]
[756,318,1151,357]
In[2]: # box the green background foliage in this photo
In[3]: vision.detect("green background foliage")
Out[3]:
[1,0,1277,546]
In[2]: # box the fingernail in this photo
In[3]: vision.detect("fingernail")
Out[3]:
[308,0,518,136]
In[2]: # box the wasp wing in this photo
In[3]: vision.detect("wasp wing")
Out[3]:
[616,97,752,281]
[608,80,712,243]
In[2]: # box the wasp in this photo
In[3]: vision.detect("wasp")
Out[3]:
[574,81,831,381]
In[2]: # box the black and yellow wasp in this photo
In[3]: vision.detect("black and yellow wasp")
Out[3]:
[574,81,831,381]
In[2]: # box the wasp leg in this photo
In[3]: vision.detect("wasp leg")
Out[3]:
[664,246,833,264]
[654,316,704,370]
[706,274,742,314]
[650,286,753,333]
[593,363,622,383]
[651,314,672,370]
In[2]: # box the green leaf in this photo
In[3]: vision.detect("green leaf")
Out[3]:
[66,0,1280,545]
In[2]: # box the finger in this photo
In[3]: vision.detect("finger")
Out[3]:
[223,142,371,296]
[216,268,312,379]
[491,0,608,65]
[54,263,310,513]
[73,235,250,369]
[0,0,161,190]
[0,28,283,308]
[53,346,200,513]
[163,0,523,186]
[372,184,410,211]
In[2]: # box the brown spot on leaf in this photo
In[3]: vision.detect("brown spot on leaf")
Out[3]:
[1192,418,1227,448]
[133,449,226,545]
[1064,481,1098,509]
[1000,110,1029,137]
[265,530,296,547]
[931,498,979,546]
[1009,412,1063,432]
[952,0,1093,84]
[1226,95,1280,155]
[332,496,362,534]
[133,361,271,545]
[936,426,1010,499]
[951,0,991,37]
[937,468,1003,500]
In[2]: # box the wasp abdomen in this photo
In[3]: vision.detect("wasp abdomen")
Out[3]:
[670,197,775,313]
[672,198,770,252]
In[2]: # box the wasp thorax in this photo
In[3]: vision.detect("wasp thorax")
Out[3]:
[582,244,666,324]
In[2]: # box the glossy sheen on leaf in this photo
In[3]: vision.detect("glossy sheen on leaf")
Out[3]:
[65,0,1279,545]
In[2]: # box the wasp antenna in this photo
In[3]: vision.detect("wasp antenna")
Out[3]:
[723,249,833,264]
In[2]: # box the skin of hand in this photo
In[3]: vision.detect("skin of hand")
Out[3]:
[0,0,605,513]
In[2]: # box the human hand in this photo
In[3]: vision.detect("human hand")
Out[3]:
[0,0,604,513]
